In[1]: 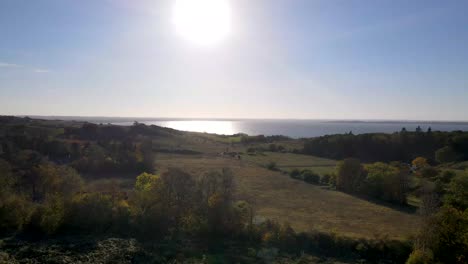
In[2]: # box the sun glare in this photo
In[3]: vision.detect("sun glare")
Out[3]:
[172,0,232,46]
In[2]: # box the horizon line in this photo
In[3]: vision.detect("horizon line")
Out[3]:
[7,114,468,123]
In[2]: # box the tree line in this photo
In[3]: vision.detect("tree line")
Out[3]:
[303,129,468,163]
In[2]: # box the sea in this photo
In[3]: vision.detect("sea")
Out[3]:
[33,116,468,139]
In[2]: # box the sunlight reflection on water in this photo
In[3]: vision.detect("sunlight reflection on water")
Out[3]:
[161,120,236,135]
[110,119,468,138]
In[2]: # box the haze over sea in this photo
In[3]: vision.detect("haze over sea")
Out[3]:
[32,117,468,138]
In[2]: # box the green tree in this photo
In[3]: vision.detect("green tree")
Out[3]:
[0,195,31,234]
[64,193,114,234]
[336,158,364,193]
[0,159,16,193]
[301,170,320,184]
[438,170,456,184]
[444,173,468,211]
[365,162,409,203]
[133,172,162,214]
[435,146,460,163]
[412,207,468,264]
[289,168,301,179]
[419,166,439,179]
[31,162,83,201]
[406,249,433,264]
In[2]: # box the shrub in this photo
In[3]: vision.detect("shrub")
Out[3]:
[438,170,456,183]
[0,194,31,234]
[23,195,65,236]
[406,249,433,264]
[41,195,65,235]
[419,166,439,179]
[289,169,301,179]
[302,170,320,184]
[329,173,337,187]
[321,174,331,185]
[412,207,468,263]
[336,158,364,193]
[435,146,460,164]
[64,193,114,233]
[266,161,278,171]
[444,173,468,211]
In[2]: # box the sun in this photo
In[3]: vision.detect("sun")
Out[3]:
[172,0,232,46]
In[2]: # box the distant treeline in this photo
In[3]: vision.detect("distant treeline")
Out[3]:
[0,119,164,177]
[303,129,468,163]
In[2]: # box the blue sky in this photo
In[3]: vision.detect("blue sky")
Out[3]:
[1,0,468,120]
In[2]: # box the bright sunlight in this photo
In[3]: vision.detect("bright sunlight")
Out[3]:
[172,0,232,46]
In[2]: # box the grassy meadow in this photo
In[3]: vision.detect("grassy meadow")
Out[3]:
[154,135,420,240]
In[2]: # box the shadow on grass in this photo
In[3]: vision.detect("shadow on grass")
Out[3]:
[336,191,419,214]
[287,173,419,214]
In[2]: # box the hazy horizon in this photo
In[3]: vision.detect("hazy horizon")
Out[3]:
[14,114,468,124]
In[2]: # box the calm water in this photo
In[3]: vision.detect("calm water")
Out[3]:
[111,119,468,138]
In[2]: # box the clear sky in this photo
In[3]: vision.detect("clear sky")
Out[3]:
[1,0,468,120]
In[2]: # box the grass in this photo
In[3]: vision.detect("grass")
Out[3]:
[242,151,337,175]
[155,153,420,240]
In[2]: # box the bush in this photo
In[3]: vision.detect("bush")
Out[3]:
[336,158,364,193]
[321,174,331,185]
[406,249,433,264]
[438,170,456,183]
[24,195,65,236]
[435,146,460,164]
[444,174,468,211]
[266,162,278,171]
[64,193,114,234]
[419,166,439,179]
[39,195,65,235]
[329,173,337,187]
[0,194,31,234]
[289,169,301,179]
[302,170,320,184]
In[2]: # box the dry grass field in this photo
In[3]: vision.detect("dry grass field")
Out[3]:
[155,153,421,240]
[242,151,337,175]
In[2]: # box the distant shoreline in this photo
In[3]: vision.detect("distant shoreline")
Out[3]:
[14,115,468,125]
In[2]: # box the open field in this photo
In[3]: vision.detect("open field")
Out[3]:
[242,151,337,175]
[156,153,420,239]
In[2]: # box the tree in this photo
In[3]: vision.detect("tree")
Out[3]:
[302,170,320,184]
[365,162,409,203]
[321,174,331,185]
[336,158,364,193]
[411,207,468,264]
[435,146,460,163]
[412,157,428,170]
[438,170,456,184]
[266,161,278,171]
[30,162,83,201]
[451,135,468,160]
[419,166,439,179]
[0,159,16,193]
[406,249,433,264]
[133,172,162,214]
[159,168,196,232]
[289,169,301,179]
[444,173,468,211]
[365,163,397,200]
